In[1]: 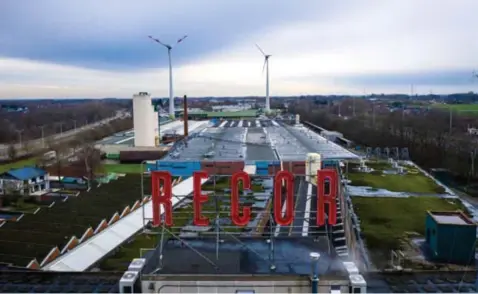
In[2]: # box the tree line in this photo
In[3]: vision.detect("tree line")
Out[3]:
[0,100,129,143]
[291,99,478,193]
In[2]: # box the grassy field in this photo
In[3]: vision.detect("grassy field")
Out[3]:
[202,177,265,192]
[206,110,258,118]
[101,163,145,174]
[432,103,478,114]
[0,157,38,173]
[100,234,158,271]
[347,161,445,194]
[353,196,466,252]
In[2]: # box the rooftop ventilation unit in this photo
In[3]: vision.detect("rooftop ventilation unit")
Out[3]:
[342,261,359,275]
[128,258,146,272]
[349,274,367,294]
[119,271,140,294]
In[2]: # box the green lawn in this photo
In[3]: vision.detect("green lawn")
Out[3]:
[347,161,445,194]
[206,110,259,118]
[347,172,445,193]
[202,177,264,192]
[99,234,158,271]
[0,157,38,173]
[102,164,145,174]
[352,197,466,251]
[432,103,478,114]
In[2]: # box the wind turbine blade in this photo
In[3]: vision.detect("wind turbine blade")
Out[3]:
[148,35,169,48]
[262,59,267,74]
[255,43,266,56]
[177,35,188,44]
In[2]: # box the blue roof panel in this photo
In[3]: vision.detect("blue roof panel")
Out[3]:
[4,167,46,180]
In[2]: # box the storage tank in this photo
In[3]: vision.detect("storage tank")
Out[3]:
[154,111,159,138]
[295,114,300,125]
[133,92,155,147]
[306,153,321,182]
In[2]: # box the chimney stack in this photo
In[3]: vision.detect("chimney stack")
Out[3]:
[183,95,188,137]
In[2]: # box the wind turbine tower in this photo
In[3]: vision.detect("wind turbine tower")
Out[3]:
[256,44,271,113]
[148,34,188,118]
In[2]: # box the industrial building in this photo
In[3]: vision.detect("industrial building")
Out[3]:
[97,93,211,162]
[3,110,478,293]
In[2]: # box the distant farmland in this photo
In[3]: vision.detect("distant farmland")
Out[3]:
[432,103,478,114]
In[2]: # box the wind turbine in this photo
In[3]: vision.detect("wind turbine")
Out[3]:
[148,34,188,118]
[256,44,271,113]
[473,70,478,79]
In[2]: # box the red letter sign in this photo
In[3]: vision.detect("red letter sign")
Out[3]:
[274,171,294,226]
[193,171,209,226]
[152,171,173,227]
[317,169,338,226]
[231,171,252,226]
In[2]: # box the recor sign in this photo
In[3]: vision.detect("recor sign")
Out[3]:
[151,169,338,227]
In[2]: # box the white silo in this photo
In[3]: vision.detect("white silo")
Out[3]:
[133,92,155,147]
[153,110,160,146]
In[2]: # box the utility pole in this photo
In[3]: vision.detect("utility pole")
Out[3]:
[72,120,77,131]
[352,96,356,117]
[372,103,376,128]
[16,130,23,149]
[470,149,477,179]
[449,107,453,135]
[40,125,46,148]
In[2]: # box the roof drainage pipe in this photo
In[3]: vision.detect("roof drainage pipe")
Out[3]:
[310,252,320,294]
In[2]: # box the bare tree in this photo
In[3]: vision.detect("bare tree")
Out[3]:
[292,99,478,189]
[47,140,65,190]
[7,144,16,161]
[80,146,103,189]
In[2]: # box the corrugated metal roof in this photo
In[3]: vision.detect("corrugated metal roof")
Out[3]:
[2,167,46,180]
[42,175,208,272]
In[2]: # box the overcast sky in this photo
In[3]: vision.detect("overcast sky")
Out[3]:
[1,0,478,98]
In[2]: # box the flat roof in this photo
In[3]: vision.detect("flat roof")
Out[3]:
[142,237,346,276]
[163,118,358,162]
[96,120,210,147]
[429,211,475,226]
[283,125,359,160]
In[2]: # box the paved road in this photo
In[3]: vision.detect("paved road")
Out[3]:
[0,114,125,160]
